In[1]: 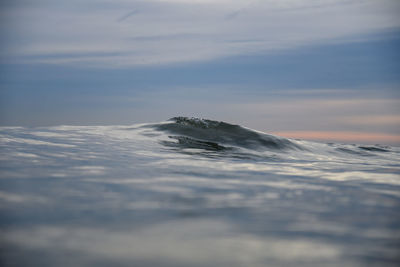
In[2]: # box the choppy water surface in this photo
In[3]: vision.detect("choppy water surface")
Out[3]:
[0,117,399,267]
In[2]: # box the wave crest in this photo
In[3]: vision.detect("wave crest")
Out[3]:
[154,117,302,151]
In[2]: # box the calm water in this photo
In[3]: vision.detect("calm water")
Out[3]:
[1,117,399,267]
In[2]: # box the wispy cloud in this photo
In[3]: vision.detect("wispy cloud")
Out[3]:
[340,115,400,126]
[0,191,48,205]
[2,0,400,67]
[117,9,139,22]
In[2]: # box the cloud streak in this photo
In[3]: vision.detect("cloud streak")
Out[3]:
[117,9,139,22]
[2,0,400,67]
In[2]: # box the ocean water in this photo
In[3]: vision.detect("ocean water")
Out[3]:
[0,117,399,267]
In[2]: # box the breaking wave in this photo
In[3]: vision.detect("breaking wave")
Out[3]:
[142,117,395,160]
[152,117,302,152]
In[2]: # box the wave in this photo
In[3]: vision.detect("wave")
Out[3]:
[152,117,302,152]
[358,146,390,152]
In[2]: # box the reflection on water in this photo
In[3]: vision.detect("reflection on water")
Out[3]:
[0,119,400,266]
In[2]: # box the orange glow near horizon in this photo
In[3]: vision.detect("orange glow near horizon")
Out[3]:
[272,131,400,145]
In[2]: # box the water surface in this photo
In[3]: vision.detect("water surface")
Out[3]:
[1,117,399,266]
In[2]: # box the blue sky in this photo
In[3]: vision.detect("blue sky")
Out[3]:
[0,0,399,144]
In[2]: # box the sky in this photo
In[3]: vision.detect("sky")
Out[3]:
[0,0,399,144]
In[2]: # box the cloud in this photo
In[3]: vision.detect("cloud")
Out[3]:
[2,0,400,67]
[0,191,48,205]
[340,115,400,126]
[220,97,400,133]
[116,9,139,22]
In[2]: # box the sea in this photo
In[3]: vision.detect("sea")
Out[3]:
[0,117,399,267]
